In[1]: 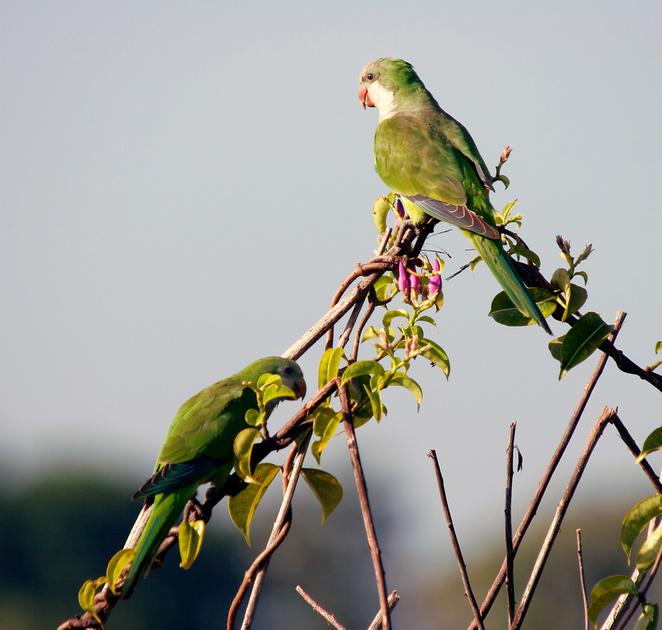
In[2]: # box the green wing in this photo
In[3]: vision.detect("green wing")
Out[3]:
[155,378,254,467]
[375,113,467,204]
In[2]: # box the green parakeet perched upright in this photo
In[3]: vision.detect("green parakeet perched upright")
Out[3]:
[359,58,551,334]
[120,356,306,597]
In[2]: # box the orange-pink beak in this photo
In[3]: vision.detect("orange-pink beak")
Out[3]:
[358,85,374,109]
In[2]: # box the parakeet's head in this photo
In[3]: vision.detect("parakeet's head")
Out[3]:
[244,356,306,401]
[358,58,424,116]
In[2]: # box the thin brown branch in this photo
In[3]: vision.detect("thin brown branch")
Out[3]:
[505,423,517,625]
[351,301,377,362]
[609,415,662,493]
[428,449,484,629]
[510,407,616,629]
[366,591,401,630]
[469,311,626,629]
[339,383,392,630]
[295,586,348,630]
[600,338,662,393]
[601,517,662,630]
[234,430,313,630]
[335,297,368,351]
[289,226,419,361]
[610,544,662,630]
[577,529,589,630]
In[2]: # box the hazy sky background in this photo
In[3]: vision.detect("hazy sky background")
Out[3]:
[2,0,661,621]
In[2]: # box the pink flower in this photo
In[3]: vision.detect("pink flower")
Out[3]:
[408,264,421,296]
[394,198,407,227]
[428,259,442,297]
[398,261,410,297]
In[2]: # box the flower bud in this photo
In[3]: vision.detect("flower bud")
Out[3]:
[427,259,442,297]
[408,265,421,297]
[398,261,410,297]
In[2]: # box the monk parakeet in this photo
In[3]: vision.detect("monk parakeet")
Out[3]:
[359,57,551,334]
[121,356,306,596]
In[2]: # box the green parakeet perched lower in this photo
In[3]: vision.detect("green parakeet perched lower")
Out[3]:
[120,356,306,597]
[359,58,551,334]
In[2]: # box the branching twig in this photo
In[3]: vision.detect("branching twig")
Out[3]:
[468,312,626,629]
[231,430,312,630]
[510,407,616,629]
[58,195,661,630]
[428,449,484,630]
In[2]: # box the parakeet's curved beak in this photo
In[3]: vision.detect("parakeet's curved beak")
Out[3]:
[358,85,374,109]
[293,377,307,400]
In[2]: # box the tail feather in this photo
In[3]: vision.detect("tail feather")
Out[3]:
[465,231,552,334]
[120,489,191,598]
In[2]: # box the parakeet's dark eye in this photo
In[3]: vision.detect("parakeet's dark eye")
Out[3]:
[366,72,374,81]
[282,366,294,376]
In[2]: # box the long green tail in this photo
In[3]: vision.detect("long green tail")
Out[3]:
[121,489,190,598]
[465,231,552,334]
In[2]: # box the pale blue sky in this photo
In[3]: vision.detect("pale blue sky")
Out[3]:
[1,0,661,619]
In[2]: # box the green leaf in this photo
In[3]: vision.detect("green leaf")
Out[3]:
[420,338,450,378]
[548,335,564,362]
[550,267,571,292]
[244,408,261,427]
[383,309,410,327]
[372,196,390,234]
[373,275,397,302]
[318,347,345,389]
[587,575,638,626]
[574,270,589,285]
[637,521,662,572]
[228,463,280,545]
[106,548,135,595]
[256,372,282,389]
[363,381,383,422]
[301,468,343,527]
[78,576,107,623]
[562,283,588,321]
[489,288,557,327]
[341,360,385,385]
[178,520,205,569]
[361,326,380,341]
[656,341,662,354]
[557,312,613,378]
[311,405,342,463]
[262,382,296,406]
[389,373,423,408]
[621,495,662,561]
[415,315,438,329]
[233,427,262,482]
[510,245,541,268]
[634,603,658,630]
[635,427,662,463]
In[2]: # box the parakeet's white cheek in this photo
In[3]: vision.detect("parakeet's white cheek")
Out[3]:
[369,85,397,121]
